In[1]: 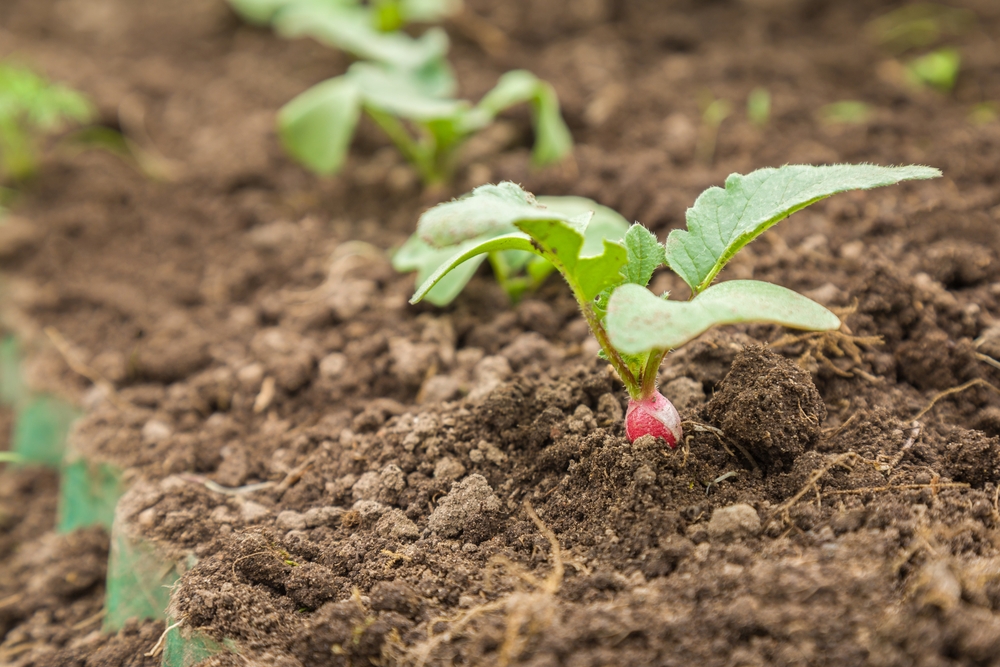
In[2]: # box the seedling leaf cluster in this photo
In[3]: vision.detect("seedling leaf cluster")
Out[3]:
[228,0,570,185]
[0,62,93,184]
[280,66,571,184]
[402,163,941,443]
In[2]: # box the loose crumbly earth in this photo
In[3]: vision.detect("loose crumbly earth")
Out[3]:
[2,0,1000,665]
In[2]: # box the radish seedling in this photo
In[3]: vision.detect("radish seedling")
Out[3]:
[0,62,93,184]
[279,64,571,185]
[407,164,941,444]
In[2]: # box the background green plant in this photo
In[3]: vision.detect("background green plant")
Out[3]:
[0,62,94,185]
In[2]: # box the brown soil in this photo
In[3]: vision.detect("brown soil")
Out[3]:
[3,0,1000,665]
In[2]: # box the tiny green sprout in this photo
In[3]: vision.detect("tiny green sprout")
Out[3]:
[747,87,771,127]
[406,164,941,444]
[906,48,961,92]
[279,64,571,185]
[696,94,732,165]
[969,102,999,126]
[819,101,874,126]
[0,62,94,184]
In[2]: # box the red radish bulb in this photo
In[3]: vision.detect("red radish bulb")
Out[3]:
[625,391,682,446]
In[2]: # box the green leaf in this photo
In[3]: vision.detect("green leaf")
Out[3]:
[623,224,665,287]
[536,195,629,255]
[401,185,628,305]
[471,70,572,166]
[417,182,578,247]
[530,80,573,166]
[350,63,463,120]
[226,0,298,24]
[393,235,487,306]
[274,4,449,72]
[400,0,461,22]
[411,234,536,303]
[665,164,942,293]
[515,218,626,302]
[278,76,361,175]
[605,280,841,355]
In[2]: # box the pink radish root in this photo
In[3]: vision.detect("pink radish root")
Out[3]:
[625,391,682,447]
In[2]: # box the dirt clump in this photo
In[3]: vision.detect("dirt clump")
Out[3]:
[704,345,826,472]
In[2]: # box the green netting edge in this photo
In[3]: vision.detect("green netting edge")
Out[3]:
[104,522,190,632]
[162,619,239,667]
[1,334,80,467]
[13,394,79,466]
[57,457,125,533]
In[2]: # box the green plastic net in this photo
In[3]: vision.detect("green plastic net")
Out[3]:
[57,457,124,533]
[162,620,236,667]
[104,521,185,632]
[13,394,79,466]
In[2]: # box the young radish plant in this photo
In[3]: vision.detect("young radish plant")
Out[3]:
[279,63,570,185]
[407,164,941,444]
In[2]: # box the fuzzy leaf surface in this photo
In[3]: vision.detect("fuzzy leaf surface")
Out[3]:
[606,280,841,355]
[417,182,579,247]
[403,185,628,305]
[665,164,942,293]
[623,224,665,287]
[278,76,361,175]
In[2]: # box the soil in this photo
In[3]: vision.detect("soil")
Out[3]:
[2,0,1000,665]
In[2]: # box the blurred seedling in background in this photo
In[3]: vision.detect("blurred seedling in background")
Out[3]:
[905,47,961,92]
[969,102,998,126]
[818,101,874,126]
[695,93,732,165]
[403,165,940,443]
[0,62,93,187]
[227,0,567,186]
[228,0,457,96]
[747,87,771,127]
[229,0,461,32]
[867,4,970,95]
[279,64,571,186]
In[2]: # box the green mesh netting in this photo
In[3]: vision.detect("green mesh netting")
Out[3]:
[57,458,124,533]
[13,394,79,466]
[0,335,25,406]
[162,620,236,667]
[104,525,183,632]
